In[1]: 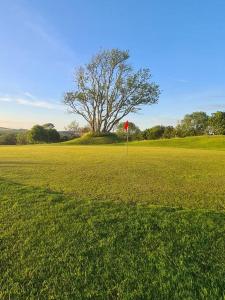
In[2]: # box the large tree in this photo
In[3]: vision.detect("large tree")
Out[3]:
[64,49,160,133]
[209,111,225,134]
[176,111,209,137]
[28,124,60,144]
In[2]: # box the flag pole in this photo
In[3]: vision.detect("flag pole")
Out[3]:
[123,120,129,156]
[126,127,128,156]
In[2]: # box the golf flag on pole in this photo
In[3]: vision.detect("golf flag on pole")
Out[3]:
[124,121,129,155]
[124,120,129,132]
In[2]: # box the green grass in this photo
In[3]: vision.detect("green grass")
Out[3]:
[64,134,225,150]
[0,144,225,299]
[130,135,225,150]
[64,132,120,145]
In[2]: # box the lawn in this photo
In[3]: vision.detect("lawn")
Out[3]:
[0,144,225,299]
[130,135,225,150]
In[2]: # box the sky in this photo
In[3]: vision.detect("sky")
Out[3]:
[0,0,225,130]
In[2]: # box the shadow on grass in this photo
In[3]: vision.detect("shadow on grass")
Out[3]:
[0,161,61,167]
[0,178,225,299]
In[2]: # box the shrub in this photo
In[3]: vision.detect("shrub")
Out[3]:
[163,126,176,139]
[143,126,165,140]
[175,124,197,137]
[46,129,60,143]
[0,133,17,145]
[16,131,29,145]
[116,122,143,141]
[28,124,60,144]
[209,111,225,135]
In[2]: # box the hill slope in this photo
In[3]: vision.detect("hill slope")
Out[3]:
[0,127,27,134]
[130,135,225,150]
[62,135,225,150]
[63,132,121,145]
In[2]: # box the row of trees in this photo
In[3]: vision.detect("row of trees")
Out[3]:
[167,111,225,138]
[1,111,225,145]
[0,123,61,145]
[121,111,225,141]
[64,111,225,142]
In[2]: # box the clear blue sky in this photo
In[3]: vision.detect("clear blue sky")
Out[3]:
[1,0,225,130]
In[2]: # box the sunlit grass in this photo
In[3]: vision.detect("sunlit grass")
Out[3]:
[0,144,225,298]
[130,135,225,150]
[1,145,225,210]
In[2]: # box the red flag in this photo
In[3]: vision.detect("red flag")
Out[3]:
[124,120,129,131]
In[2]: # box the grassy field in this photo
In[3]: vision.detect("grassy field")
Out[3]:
[62,134,225,150]
[0,142,225,299]
[130,135,225,150]
[63,132,120,145]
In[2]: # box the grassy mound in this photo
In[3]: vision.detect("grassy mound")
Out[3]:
[63,132,121,145]
[130,135,225,150]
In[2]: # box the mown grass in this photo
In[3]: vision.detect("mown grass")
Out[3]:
[130,135,225,150]
[63,134,225,150]
[64,132,120,145]
[0,144,225,299]
[1,145,225,210]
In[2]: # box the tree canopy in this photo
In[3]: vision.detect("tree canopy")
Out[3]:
[29,124,60,143]
[178,112,209,136]
[209,111,225,135]
[64,49,160,134]
[116,122,142,140]
[143,126,166,140]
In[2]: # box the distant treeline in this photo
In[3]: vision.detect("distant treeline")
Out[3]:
[0,123,72,145]
[1,111,225,145]
[117,111,225,141]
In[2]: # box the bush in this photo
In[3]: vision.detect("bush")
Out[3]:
[143,126,165,140]
[175,124,197,137]
[46,129,60,143]
[116,122,143,141]
[0,133,17,145]
[16,132,29,145]
[28,124,60,144]
[163,126,176,139]
[209,111,225,135]
[84,132,118,140]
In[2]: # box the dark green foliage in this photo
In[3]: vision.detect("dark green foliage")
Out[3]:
[46,128,60,143]
[209,111,225,135]
[29,125,47,143]
[59,134,70,142]
[29,124,60,144]
[0,133,17,145]
[144,125,165,140]
[116,122,143,141]
[163,126,176,139]
[0,179,224,299]
[64,132,120,145]
[175,123,197,137]
[16,131,29,145]
[183,112,208,135]
[175,112,209,137]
